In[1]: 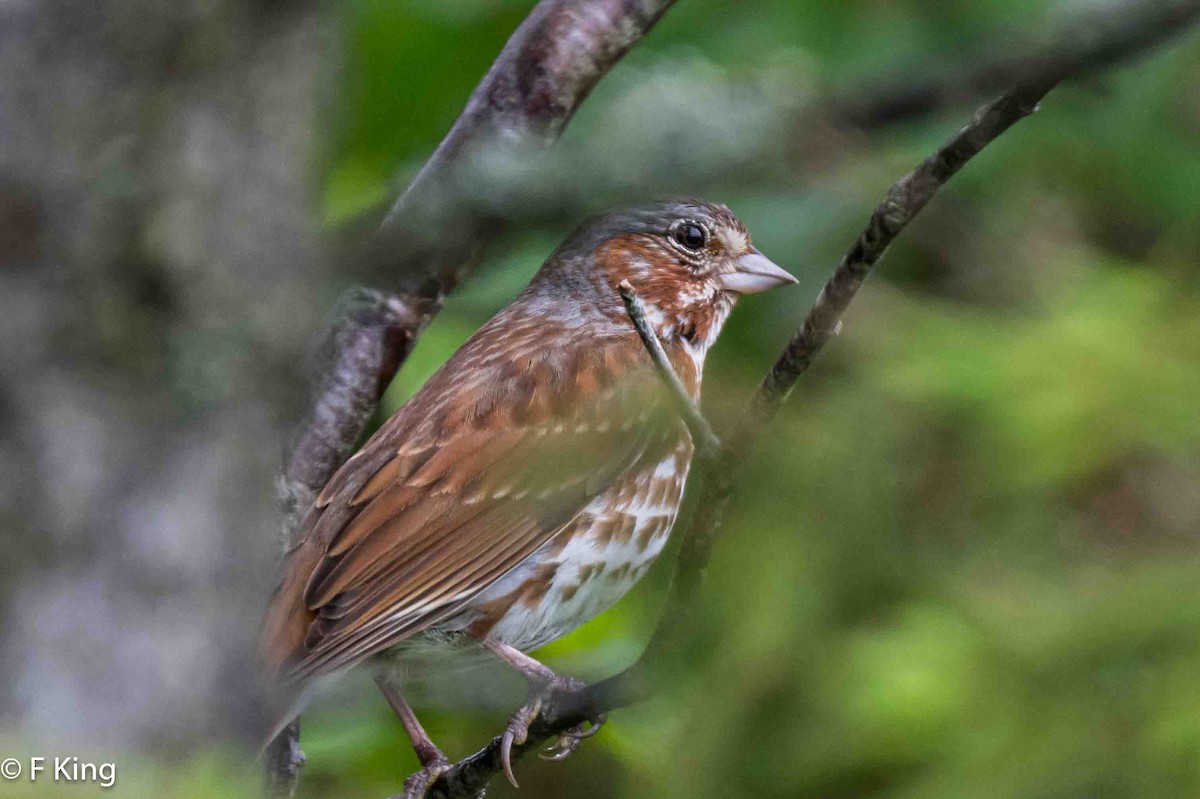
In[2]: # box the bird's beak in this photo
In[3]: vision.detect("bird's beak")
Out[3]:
[718,248,799,294]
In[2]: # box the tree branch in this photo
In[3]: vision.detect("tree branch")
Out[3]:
[264,1,677,797]
[401,3,1200,797]
[617,280,722,462]
[361,0,678,299]
[830,0,1200,129]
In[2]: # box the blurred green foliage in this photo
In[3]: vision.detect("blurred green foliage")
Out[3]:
[55,1,1196,797]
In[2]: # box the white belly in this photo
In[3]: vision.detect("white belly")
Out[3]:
[459,442,691,652]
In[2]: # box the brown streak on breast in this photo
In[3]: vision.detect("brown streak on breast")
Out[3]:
[606,563,632,583]
[465,594,520,639]
[587,515,617,549]
[579,562,605,581]
[518,562,559,608]
[547,517,586,555]
[635,515,668,551]
[464,561,559,638]
[665,343,701,396]
[592,511,639,550]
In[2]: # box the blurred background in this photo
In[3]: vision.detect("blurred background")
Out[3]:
[2,0,1200,797]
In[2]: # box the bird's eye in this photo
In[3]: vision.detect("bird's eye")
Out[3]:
[674,223,707,251]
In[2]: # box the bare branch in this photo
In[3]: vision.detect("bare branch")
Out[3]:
[742,86,1051,449]
[617,280,722,462]
[277,289,419,541]
[831,0,1200,129]
[265,1,676,796]
[618,87,1062,726]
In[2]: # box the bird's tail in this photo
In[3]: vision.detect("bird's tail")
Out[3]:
[256,537,326,755]
[258,681,311,759]
[258,537,322,677]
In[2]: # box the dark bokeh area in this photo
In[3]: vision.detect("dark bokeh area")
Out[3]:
[2,0,1199,797]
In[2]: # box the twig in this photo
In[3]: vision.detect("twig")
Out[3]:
[623,84,1063,719]
[619,0,1200,741]
[830,0,1200,129]
[617,279,722,462]
[743,86,1051,450]
[265,1,677,797]
[404,4,1200,797]
[263,720,306,799]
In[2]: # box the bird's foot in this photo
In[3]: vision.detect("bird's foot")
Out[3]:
[396,757,451,799]
[538,713,607,761]
[499,673,598,787]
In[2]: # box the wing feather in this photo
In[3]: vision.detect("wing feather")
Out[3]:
[285,420,666,679]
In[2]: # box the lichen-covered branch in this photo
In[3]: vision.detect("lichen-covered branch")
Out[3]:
[265,1,677,797]
[277,289,419,543]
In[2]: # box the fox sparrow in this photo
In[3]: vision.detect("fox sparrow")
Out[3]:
[259,198,796,791]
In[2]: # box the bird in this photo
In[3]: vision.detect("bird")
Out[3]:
[258,197,797,794]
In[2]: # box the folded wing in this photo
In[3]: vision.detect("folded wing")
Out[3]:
[259,315,680,682]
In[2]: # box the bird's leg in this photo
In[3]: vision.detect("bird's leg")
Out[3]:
[481,639,607,787]
[374,674,450,799]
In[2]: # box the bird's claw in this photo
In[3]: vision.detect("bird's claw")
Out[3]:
[568,713,607,740]
[500,694,543,788]
[537,714,607,761]
[499,674,600,786]
[397,757,451,799]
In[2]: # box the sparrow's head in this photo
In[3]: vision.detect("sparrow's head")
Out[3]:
[534,198,796,348]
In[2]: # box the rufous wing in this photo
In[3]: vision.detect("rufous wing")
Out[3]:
[258,318,682,683]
